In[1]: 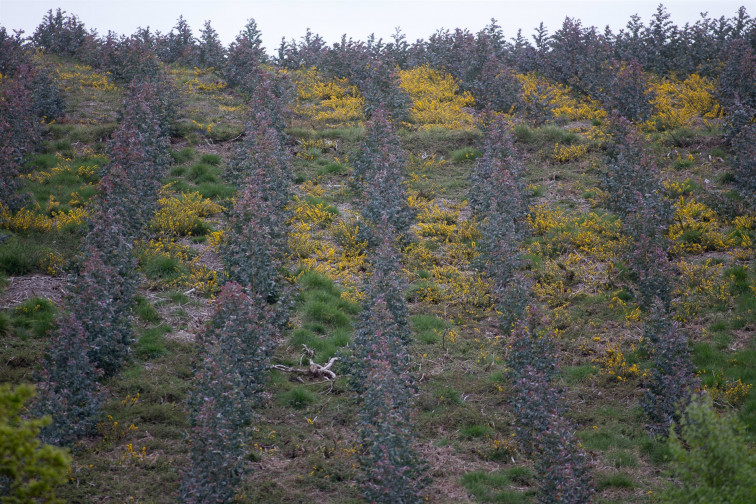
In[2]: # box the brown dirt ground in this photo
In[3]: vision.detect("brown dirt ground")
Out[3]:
[0,274,66,309]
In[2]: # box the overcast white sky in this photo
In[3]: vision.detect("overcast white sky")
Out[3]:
[0,1,750,55]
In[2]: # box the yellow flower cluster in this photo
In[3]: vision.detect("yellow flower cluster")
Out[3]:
[733,215,755,232]
[594,343,640,382]
[289,193,337,227]
[119,444,147,466]
[532,278,571,308]
[662,178,697,198]
[295,138,336,160]
[219,104,243,113]
[23,160,101,184]
[669,197,733,254]
[487,434,517,459]
[207,229,225,250]
[407,199,490,318]
[700,370,753,407]
[528,204,567,235]
[184,77,227,93]
[405,156,445,211]
[0,203,90,233]
[151,191,222,236]
[416,204,479,243]
[552,143,588,163]
[330,218,367,258]
[121,393,140,407]
[539,252,607,302]
[184,263,221,295]
[139,237,192,264]
[294,68,365,127]
[288,220,319,259]
[0,205,52,232]
[645,74,722,130]
[97,409,139,447]
[515,72,607,122]
[58,64,117,92]
[608,296,643,324]
[398,65,475,130]
[673,259,731,321]
[191,120,215,134]
[287,184,366,297]
[427,265,491,313]
[40,251,65,276]
[528,205,624,261]
[138,236,221,295]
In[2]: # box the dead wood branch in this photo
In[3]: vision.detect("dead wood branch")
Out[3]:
[271,356,339,381]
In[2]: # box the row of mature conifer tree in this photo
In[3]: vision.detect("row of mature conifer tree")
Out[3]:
[5,5,754,193]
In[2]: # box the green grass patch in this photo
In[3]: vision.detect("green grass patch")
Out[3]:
[539,125,580,145]
[170,147,196,164]
[304,299,351,328]
[318,126,364,142]
[726,265,751,295]
[400,128,481,158]
[577,424,636,451]
[316,162,347,176]
[513,123,536,143]
[279,386,318,409]
[609,449,639,469]
[26,153,58,170]
[207,123,243,142]
[286,127,317,139]
[461,468,534,503]
[135,324,171,359]
[437,386,463,405]
[641,436,670,466]
[199,153,221,165]
[563,364,598,385]
[22,157,103,211]
[134,296,161,323]
[514,124,579,146]
[11,297,57,339]
[69,123,117,144]
[450,147,482,163]
[0,236,55,276]
[672,157,694,170]
[660,126,699,147]
[164,291,190,304]
[291,272,358,361]
[411,314,448,344]
[595,471,636,491]
[693,338,756,428]
[142,254,187,282]
[196,181,236,200]
[169,165,187,177]
[460,424,493,439]
[0,311,11,337]
[187,162,221,184]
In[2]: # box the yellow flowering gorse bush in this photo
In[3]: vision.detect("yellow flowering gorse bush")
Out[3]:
[398,65,475,130]
[57,64,118,92]
[294,68,365,127]
[151,190,222,236]
[552,143,588,163]
[645,74,722,130]
[594,343,640,382]
[668,197,733,254]
[515,72,607,122]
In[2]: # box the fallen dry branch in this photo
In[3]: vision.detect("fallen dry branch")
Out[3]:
[271,356,339,381]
